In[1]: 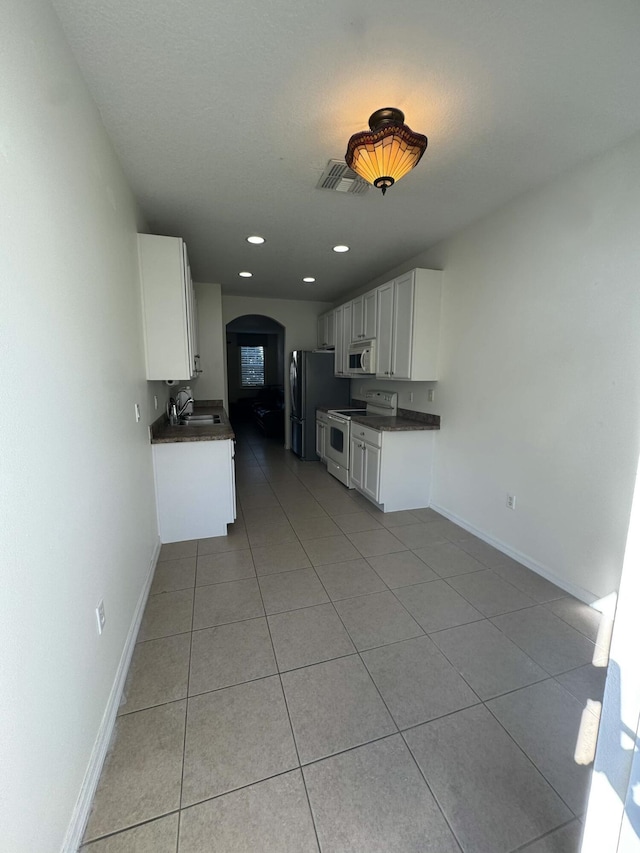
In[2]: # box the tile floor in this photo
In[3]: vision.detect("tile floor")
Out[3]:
[81,425,608,852]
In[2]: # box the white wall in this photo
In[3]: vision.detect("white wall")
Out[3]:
[221,295,333,445]
[0,3,159,850]
[354,133,640,601]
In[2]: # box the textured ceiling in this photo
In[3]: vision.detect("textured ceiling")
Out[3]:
[52,0,640,301]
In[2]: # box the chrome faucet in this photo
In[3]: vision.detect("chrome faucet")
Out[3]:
[177,396,194,418]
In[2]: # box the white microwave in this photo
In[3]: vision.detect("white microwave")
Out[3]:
[347,340,376,374]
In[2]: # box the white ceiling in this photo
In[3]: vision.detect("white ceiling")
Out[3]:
[52,0,640,302]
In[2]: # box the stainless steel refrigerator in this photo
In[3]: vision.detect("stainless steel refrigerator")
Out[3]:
[289,351,350,460]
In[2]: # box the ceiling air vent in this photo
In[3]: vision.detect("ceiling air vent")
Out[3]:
[316,160,370,195]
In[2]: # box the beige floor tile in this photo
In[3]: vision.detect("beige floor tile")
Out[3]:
[242,505,288,525]
[181,676,298,805]
[373,509,421,528]
[193,578,264,629]
[137,589,193,642]
[80,814,179,852]
[197,528,249,555]
[390,523,450,549]
[179,772,318,853]
[118,633,190,715]
[268,603,356,671]
[83,702,186,842]
[413,540,486,578]
[301,535,361,566]
[405,705,571,852]
[334,591,424,651]
[247,520,297,547]
[196,549,255,585]
[258,567,329,614]
[303,735,459,853]
[150,557,196,594]
[290,515,342,540]
[251,540,312,575]
[332,512,383,534]
[314,558,387,600]
[347,528,406,557]
[189,617,276,694]
[281,656,396,764]
[158,540,197,562]
[366,551,438,588]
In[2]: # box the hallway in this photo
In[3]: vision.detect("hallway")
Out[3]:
[81,426,607,852]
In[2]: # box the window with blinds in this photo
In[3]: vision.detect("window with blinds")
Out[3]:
[240,345,265,386]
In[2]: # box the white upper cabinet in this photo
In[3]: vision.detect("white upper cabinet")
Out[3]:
[317,310,335,349]
[375,269,442,381]
[138,234,200,381]
[351,289,377,342]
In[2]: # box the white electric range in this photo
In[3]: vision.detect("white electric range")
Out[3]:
[322,390,397,487]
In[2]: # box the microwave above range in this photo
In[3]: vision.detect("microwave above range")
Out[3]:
[347,339,376,374]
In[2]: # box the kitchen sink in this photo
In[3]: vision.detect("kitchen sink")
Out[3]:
[179,414,222,426]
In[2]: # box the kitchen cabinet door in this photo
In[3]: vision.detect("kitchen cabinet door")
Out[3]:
[316,420,326,460]
[363,290,377,339]
[334,305,345,376]
[352,290,377,342]
[351,295,364,341]
[362,443,381,502]
[376,281,394,377]
[350,437,364,489]
[138,234,199,381]
[317,313,328,348]
[342,302,352,374]
[390,272,415,380]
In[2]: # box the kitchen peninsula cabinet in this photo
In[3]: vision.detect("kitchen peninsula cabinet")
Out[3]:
[349,421,435,511]
[138,233,200,381]
[153,439,236,542]
[376,269,442,380]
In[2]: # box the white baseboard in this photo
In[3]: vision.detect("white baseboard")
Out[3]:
[61,538,161,853]
[430,503,597,604]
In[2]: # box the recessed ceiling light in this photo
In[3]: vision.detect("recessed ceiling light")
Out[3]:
[246,235,265,244]
[302,277,316,283]
[239,271,252,278]
[333,245,350,253]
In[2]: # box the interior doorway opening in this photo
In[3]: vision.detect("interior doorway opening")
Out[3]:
[225,314,285,444]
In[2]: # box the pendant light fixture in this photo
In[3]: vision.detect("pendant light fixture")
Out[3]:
[345,108,428,195]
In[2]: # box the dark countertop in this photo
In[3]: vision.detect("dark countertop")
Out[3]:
[350,414,439,431]
[316,404,440,431]
[150,401,235,444]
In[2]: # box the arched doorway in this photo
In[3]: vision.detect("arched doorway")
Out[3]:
[225,314,285,443]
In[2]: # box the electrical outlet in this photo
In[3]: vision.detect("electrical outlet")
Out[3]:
[409,392,414,403]
[154,395,158,410]
[506,494,516,510]
[96,600,106,635]
[134,403,141,423]
[427,389,434,402]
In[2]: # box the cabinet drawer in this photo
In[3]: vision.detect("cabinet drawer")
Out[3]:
[351,423,382,447]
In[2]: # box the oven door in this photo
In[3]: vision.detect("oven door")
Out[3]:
[325,414,350,469]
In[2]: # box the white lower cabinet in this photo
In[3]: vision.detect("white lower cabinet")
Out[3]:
[152,439,236,543]
[350,430,381,502]
[350,424,435,512]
